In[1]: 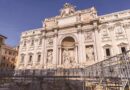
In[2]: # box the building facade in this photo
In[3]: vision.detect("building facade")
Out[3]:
[0,34,7,62]
[17,3,130,70]
[0,35,18,70]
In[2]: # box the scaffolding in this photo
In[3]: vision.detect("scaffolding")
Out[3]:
[0,50,130,90]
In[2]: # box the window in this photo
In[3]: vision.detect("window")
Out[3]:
[13,52,15,56]
[7,57,10,61]
[37,55,41,62]
[6,64,8,67]
[39,38,42,45]
[5,51,7,54]
[23,41,26,46]
[29,55,32,62]
[105,48,111,57]
[118,43,127,54]
[103,44,112,58]
[9,51,12,55]
[31,39,34,46]
[12,58,14,61]
[121,47,126,53]
[2,56,6,60]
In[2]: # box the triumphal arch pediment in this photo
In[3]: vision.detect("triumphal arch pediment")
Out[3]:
[44,3,97,30]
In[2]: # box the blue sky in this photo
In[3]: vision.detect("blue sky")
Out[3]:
[0,0,130,46]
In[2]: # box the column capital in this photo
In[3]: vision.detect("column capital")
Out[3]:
[77,25,83,33]
[52,29,58,37]
[93,20,99,30]
[75,43,79,46]
[58,45,62,48]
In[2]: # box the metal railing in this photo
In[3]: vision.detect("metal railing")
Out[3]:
[0,50,130,90]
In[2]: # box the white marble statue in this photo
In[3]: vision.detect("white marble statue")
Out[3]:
[60,3,75,17]
[85,32,93,41]
[86,46,94,61]
[47,51,53,64]
[63,49,70,64]
[63,49,75,67]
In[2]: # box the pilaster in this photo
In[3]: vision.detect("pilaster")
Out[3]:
[53,29,58,68]
[42,31,47,69]
[77,24,84,63]
[93,21,101,61]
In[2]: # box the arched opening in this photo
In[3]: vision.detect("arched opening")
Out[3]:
[62,37,75,47]
[60,37,77,68]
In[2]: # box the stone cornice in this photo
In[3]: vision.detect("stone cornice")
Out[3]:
[99,9,130,24]
[100,16,130,24]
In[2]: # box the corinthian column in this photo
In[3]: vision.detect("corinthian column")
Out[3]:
[75,44,78,64]
[93,21,100,61]
[58,45,62,67]
[42,31,47,69]
[77,25,84,64]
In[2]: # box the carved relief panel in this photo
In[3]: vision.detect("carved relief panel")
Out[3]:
[46,37,53,47]
[81,14,93,23]
[101,29,111,41]
[81,7,97,23]
[84,31,94,42]
[99,24,111,42]
[114,26,126,40]
[44,19,57,30]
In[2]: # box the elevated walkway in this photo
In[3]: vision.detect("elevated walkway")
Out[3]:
[1,50,130,90]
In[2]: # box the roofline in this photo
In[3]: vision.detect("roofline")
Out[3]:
[0,34,7,39]
[99,9,130,17]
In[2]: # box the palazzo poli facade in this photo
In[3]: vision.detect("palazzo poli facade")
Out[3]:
[16,3,130,70]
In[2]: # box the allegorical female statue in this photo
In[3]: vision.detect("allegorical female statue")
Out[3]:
[47,51,53,64]
[63,49,70,64]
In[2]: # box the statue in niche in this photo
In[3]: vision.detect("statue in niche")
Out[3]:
[63,49,75,66]
[86,46,94,61]
[47,50,53,64]
[85,32,93,41]
[63,49,69,64]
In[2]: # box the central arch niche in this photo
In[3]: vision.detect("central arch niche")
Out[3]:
[61,36,77,67]
[62,37,75,47]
